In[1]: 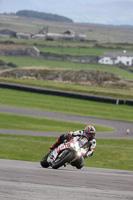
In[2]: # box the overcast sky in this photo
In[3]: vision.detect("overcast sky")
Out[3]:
[0,0,133,25]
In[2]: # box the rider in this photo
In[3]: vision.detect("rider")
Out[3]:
[50,125,96,169]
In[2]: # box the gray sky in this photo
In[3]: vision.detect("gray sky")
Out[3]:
[0,0,133,25]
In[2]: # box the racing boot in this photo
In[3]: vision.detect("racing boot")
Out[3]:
[50,138,61,150]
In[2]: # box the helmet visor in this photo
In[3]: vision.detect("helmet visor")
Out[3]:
[87,133,95,139]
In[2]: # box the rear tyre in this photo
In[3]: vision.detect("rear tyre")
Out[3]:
[40,153,50,168]
[52,151,73,169]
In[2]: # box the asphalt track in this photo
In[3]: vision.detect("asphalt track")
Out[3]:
[0,159,133,200]
[0,105,133,199]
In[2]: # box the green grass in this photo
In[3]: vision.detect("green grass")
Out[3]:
[0,112,113,132]
[37,46,126,56]
[0,134,133,171]
[0,38,96,47]
[0,88,133,122]
[1,56,133,81]
[1,37,133,49]
[85,145,133,171]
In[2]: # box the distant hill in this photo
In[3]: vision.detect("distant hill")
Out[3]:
[16,10,73,23]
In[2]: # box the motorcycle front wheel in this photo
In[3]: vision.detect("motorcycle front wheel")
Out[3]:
[52,150,73,169]
[40,152,50,168]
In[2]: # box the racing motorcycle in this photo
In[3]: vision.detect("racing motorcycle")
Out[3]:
[40,136,88,169]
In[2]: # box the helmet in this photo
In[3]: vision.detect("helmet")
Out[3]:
[84,125,96,139]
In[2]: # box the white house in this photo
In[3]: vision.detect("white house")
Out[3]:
[98,51,133,66]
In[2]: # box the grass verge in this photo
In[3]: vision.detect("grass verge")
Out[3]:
[0,112,113,132]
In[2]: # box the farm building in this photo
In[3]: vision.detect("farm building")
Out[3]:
[46,33,75,41]
[63,29,75,36]
[31,34,46,39]
[0,28,86,41]
[0,45,40,57]
[0,29,16,38]
[98,51,133,66]
[46,29,86,41]
[16,32,31,39]
[62,29,86,41]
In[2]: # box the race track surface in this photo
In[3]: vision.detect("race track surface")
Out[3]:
[0,159,133,200]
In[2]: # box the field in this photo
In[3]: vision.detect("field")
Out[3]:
[1,56,133,81]
[37,46,126,56]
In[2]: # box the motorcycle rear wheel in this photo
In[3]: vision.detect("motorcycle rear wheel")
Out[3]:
[52,151,73,169]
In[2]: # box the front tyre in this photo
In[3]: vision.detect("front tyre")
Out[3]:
[52,151,73,169]
[40,153,50,168]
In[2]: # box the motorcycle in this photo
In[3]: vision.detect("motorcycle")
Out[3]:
[40,136,89,169]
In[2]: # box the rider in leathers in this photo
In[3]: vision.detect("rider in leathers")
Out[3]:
[50,125,96,169]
